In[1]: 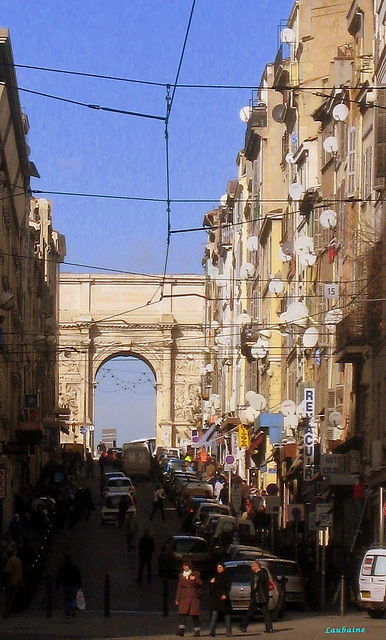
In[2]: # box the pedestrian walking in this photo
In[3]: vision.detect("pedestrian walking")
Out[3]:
[150,484,166,521]
[126,515,138,553]
[175,557,203,637]
[3,549,23,617]
[135,528,155,584]
[86,452,94,479]
[118,494,130,529]
[56,554,82,618]
[238,560,273,633]
[209,562,232,637]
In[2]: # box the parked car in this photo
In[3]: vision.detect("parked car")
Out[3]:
[158,535,213,577]
[226,544,274,561]
[178,482,214,513]
[105,447,122,464]
[182,497,220,531]
[103,476,136,498]
[206,516,257,548]
[194,502,231,528]
[358,547,386,618]
[224,546,304,607]
[224,560,284,620]
[100,491,136,524]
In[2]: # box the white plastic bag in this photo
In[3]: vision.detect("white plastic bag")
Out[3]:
[76,588,86,610]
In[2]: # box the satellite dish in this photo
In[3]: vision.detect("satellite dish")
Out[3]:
[205,363,213,373]
[215,332,230,346]
[323,136,338,153]
[286,301,309,327]
[245,406,259,424]
[250,344,267,360]
[332,104,349,122]
[299,251,317,267]
[239,106,252,123]
[236,312,252,325]
[329,411,343,427]
[294,236,314,253]
[320,209,337,229]
[211,320,219,330]
[220,193,227,206]
[302,327,319,348]
[240,262,255,279]
[282,240,294,256]
[240,264,255,279]
[269,277,284,295]
[285,152,295,164]
[280,27,296,44]
[245,390,257,404]
[272,104,285,123]
[278,311,288,325]
[284,414,299,430]
[281,399,296,416]
[249,393,267,411]
[278,247,292,262]
[289,183,305,200]
[246,235,258,251]
[259,329,271,341]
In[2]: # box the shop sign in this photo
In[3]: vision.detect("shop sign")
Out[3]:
[238,425,250,448]
[231,431,239,457]
[303,424,314,481]
[320,454,346,476]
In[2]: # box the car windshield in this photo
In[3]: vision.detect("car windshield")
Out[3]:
[174,539,208,553]
[107,478,131,487]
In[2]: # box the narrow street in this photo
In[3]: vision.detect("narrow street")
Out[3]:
[32,472,180,614]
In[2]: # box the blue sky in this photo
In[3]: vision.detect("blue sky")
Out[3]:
[2,0,293,444]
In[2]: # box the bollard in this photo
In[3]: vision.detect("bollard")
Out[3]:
[162,575,169,617]
[104,574,111,617]
[46,576,53,618]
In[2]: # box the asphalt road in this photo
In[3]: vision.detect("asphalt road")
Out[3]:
[0,469,383,639]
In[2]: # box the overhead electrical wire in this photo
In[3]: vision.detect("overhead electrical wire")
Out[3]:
[160,0,197,293]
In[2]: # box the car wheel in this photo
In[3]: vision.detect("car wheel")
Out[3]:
[367,608,385,619]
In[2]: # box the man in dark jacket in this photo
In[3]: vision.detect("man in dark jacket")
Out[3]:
[238,560,273,633]
[56,554,82,617]
[135,529,155,584]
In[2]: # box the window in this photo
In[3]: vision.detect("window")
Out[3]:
[347,126,356,196]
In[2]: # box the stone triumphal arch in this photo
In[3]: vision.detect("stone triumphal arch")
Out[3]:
[59,273,205,450]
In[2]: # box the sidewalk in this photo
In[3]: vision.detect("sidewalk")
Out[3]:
[0,607,383,640]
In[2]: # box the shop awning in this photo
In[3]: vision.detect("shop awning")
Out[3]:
[248,430,266,456]
[219,417,240,433]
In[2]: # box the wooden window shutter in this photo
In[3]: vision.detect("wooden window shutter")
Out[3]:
[375,86,386,178]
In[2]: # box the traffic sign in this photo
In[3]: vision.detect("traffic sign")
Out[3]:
[191,435,200,448]
[224,454,236,471]
[265,496,280,515]
[266,483,279,496]
[288,504,304,522]
[315,503,333,528]
[310,496,325,512]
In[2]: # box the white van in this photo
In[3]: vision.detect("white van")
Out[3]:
[121,443,152,478]
[358,547,386,618]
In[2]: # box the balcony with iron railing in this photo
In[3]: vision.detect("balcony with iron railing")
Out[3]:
[335,302,368,361]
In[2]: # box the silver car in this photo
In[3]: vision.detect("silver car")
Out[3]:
[224,560,284,621]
